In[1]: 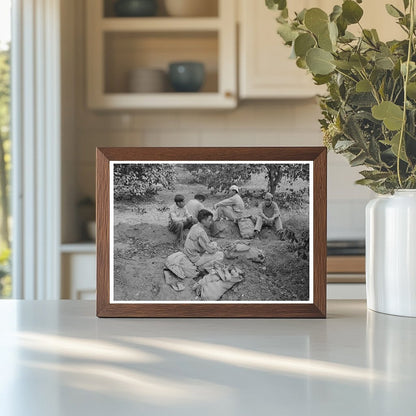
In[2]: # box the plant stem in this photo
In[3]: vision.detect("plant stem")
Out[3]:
[397,0,415,188]
[334,68,358,84]
[358,69,381,104]
[390,79,398,101]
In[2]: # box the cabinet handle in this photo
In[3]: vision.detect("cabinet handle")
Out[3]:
[224,91,234,99]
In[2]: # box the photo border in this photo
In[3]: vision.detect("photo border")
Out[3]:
[109,160,314,305]
[97,147,327,318]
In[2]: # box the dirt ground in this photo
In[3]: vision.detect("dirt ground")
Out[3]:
[113,168,310,302]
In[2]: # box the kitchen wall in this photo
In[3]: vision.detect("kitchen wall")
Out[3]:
[62,0,374,243]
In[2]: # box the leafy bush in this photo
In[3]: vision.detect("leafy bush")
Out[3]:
[267,0,416,193]
[185,163,309,194]
[113,164,176,200]
[185,164,261,193]
[275,188,309,209]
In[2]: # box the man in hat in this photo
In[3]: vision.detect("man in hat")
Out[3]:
[168,194,193,244]
[214,185,245,222]
[254,192,283,236]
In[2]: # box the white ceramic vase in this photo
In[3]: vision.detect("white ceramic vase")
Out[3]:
[366,190,416,317]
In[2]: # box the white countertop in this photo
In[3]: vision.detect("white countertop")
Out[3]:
[0,300,415,415]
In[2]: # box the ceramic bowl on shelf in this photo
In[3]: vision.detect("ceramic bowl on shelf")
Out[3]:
[114,0,158,17]
[164,0,218,17]
[128,68,167,93]
[168,62,205,92]
[86,221,96,242]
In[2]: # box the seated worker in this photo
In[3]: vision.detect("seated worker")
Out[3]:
[168,194,193,244]
[186,193,206,224]
[183,209,224,270]
[214,185,245,222]
[254,192,283,237]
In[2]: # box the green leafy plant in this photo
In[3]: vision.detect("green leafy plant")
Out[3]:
[113,164,176,200]
[266,0,416,193]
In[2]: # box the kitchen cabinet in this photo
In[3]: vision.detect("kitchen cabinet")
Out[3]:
[86,0,237,109]
[238,0,404,99]
[327,255,366,300]
[87,0,404,107]
[61,245,96,300]
[239,0,325,99]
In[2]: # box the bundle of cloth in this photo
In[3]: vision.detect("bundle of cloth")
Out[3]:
[237,217,255,239]
[163,251,198,292]
[163,238,264,297]
[193,263,244,301]
[223,241,265,263]
[163,251,244,299]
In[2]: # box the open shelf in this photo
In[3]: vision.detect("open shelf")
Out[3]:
[87,0,236,109]
[103,0,219,18]
[104,31,218,94]
[91,92,235,109]
[61,243,96,254]
[101,17,221,31]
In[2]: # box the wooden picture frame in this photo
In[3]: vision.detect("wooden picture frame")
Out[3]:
[96,147,327,318]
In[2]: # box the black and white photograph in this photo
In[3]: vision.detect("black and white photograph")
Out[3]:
[110,161,313,303]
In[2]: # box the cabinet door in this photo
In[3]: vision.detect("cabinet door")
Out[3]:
[356,0,404,41]
[239,0,325,99]
[239,0,404,99]
[62,253,96,300]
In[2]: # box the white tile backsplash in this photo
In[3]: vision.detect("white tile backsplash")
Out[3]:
[328,199,369,240]
[142,130,200,147]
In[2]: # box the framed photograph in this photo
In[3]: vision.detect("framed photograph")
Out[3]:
[96,147,326,318]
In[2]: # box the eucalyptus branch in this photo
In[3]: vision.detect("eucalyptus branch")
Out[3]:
[390,79,398,101]
[393,85,404,103]
[398,23,410,35]
[397,0,415,188]
[358,69,381,104]
[359,22,378,49]
[334,68,358,84]
[354,37,363,54]
[267,0,416,193]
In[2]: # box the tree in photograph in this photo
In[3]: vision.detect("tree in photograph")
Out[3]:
[185,163,309,194]
[266,163,309,194]
[185,164,262,193]
[113,163,176,200]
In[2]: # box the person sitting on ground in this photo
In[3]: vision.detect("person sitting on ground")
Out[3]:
[214,185,245,223]
[186,193,206,224]
[183,209,224,270]
[254,192,283,237]
[168,194,193,244]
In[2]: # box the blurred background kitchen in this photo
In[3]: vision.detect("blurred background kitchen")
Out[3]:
[1,0,403,300]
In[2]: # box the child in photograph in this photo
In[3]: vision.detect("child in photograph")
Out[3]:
[254,192,283,237]
[168,194,193,244]
[183,209,224,270]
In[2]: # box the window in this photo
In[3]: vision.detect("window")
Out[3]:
[0,0,11,298]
